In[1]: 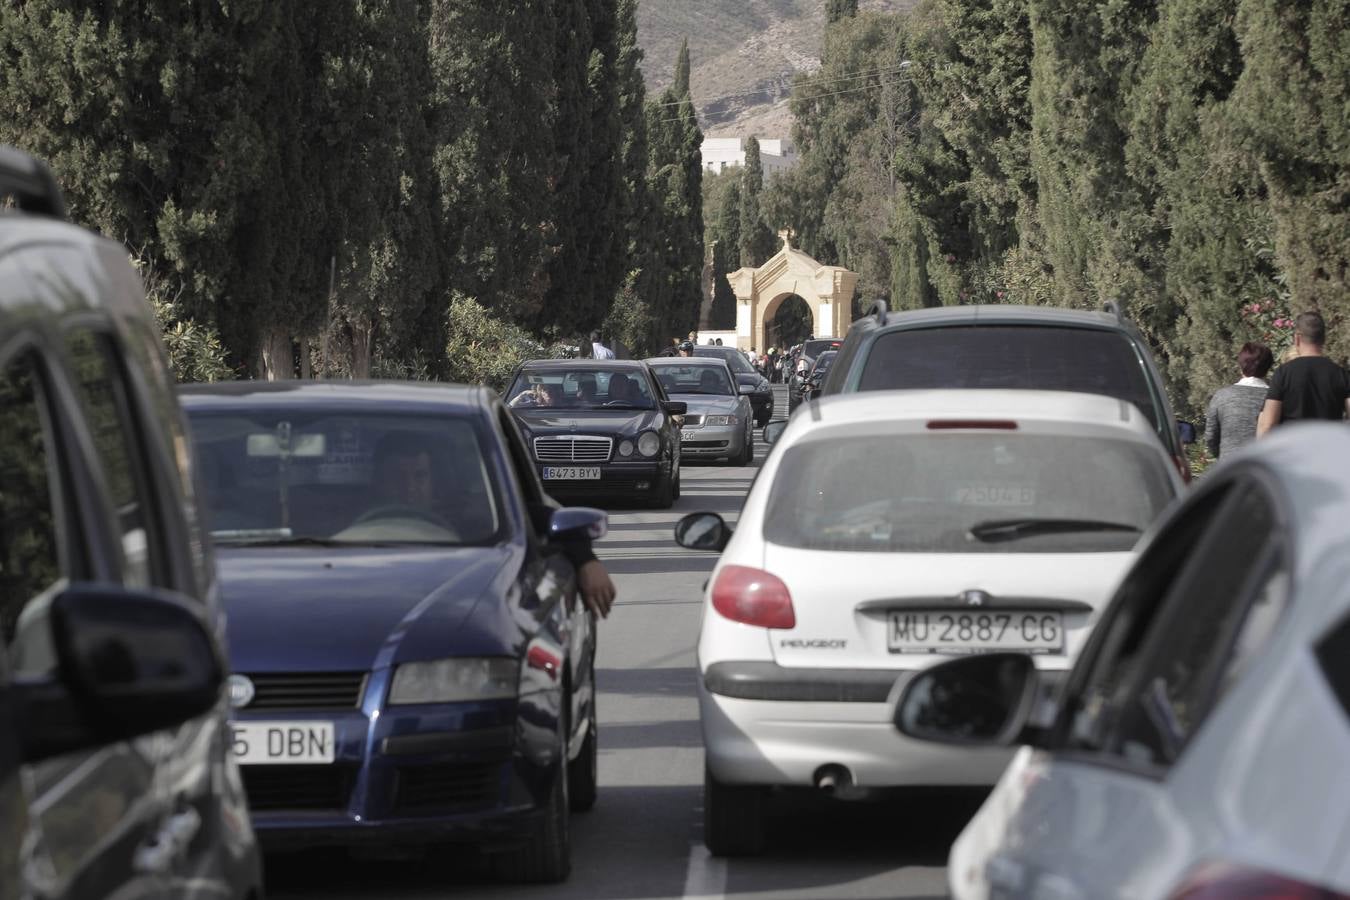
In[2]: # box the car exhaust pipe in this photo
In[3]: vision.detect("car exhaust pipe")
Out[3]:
[813,764,853,795]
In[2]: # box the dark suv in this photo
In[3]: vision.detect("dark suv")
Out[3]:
[821,302,1192,480]
[0,148,261,898]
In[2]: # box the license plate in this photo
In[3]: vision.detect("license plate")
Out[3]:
[541,466,601,480]
[230,722,335,765]
[887,610,1063,654]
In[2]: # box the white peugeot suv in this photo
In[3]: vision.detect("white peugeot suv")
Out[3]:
[674,389,1184,855]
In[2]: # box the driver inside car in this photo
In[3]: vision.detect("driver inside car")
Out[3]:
[354,431,458,537]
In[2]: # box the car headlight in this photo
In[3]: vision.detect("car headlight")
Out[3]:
[704,415,737,426]
[388,657,517,705]
[618,439,635,457]
[758,379,769,392]
[637,431,661,457]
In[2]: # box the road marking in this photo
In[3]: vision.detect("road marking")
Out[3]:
[682,842,727,900]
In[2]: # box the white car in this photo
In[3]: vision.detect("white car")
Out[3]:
[893,423,1350,899]
[673,390,1185,856]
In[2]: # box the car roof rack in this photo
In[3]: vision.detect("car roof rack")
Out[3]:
[0,146,67,219]
[1102,300,1124,322]
[868,299,888,326]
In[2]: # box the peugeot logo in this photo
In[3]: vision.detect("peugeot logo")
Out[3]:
[227,674,255,709]
[960,589,991,608]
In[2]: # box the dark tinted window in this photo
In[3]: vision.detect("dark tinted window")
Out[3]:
[507,367,655,410]
[764,431,1173,554]
[694,347,755,375]
[0,355,66,667]
[803,339,841,359]
[1316,615,1350,722]
[64,330,161,587]
[859,326,1161,429]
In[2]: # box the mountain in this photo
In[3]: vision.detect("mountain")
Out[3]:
[637,0,913,138]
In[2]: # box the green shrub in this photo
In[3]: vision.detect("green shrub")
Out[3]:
[443,294,570,393]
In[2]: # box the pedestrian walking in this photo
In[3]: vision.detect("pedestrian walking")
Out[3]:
[1257,311,1350,436]
[1204,341,1273,458]
[591,330,616,360]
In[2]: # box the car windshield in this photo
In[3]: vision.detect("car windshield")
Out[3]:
[507,367,656,410]
[694,347,754,375]
[651,364,735,396]
[859,326,1162,432]
[186,411,501,546]
[764,431,1174,553]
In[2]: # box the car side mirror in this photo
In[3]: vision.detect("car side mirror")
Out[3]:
[892,653,1038,747]
[550,507,608,542]
[674,512,731,551]
[762,420,788,445]
[17,584,224,763]
[738,384,755,395]
[662,400,688,416]
[1176,420,1197,445]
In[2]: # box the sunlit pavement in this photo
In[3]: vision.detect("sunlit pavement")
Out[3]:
[265,385,978,899]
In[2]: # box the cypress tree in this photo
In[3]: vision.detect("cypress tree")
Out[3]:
[673,37,691,98]
[738,137,777,267]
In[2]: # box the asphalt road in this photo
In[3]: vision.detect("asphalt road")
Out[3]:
[266,386,981,899]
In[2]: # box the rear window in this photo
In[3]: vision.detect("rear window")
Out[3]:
[764,432,1174,553]
[859,326,1162,430]
[694,348,754,375]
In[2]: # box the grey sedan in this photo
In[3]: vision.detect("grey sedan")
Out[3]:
[648,357,755,465]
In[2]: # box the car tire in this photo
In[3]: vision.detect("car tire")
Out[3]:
[703,766,766,857]
[672,468,682,501]
[650,471,675,508]
[494,745,572,882]
[734,430,754,466]
[568,687,598,813]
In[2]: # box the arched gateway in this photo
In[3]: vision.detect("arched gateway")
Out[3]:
[725,235,858,351]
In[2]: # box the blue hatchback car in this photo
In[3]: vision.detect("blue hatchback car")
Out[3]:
[180,381,604,883]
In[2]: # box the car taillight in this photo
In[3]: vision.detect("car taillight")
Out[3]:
[1173,453,1193,483]
[711,565,795,629]
[1169,863,1350,899]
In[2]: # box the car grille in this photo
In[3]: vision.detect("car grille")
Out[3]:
[682,440,729,449]
[533,435,612,462]
[244,672,366,710]
[242,764,356,811]
[392,762,503,815]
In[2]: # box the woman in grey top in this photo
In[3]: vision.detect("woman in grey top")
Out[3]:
[1205,342,1273,458]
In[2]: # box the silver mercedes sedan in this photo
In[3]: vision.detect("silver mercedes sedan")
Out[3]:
[648,357,755,465]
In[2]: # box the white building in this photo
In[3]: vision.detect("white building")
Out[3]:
[700,137,797,177]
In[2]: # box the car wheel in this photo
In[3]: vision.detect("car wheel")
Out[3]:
[649,471,675,508]
[568,690,598,812]
[734,430,754,466]
[704,765,766,856]
[494,738,572,882]
[672,468,682,501]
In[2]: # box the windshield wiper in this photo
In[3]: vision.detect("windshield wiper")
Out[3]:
[596,402,650,409]
[212,534,347,547]
[967,518,1142,543]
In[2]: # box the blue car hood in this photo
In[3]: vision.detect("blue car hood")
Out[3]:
[218,545,514,673]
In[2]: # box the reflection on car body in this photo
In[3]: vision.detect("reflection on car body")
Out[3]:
[181,381,604,883]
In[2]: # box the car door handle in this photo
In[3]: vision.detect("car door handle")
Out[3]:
[134,806,201,875]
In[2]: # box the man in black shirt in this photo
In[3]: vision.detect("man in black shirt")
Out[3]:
[1257,311,1350,436]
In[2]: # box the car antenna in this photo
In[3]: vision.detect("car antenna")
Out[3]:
[0,146,67,219]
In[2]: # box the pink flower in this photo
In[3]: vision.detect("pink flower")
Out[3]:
[1247,303,1262,314]
[1262,299,1275,310]
[995,290,1005,299]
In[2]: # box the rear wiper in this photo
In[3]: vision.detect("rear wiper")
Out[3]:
[967,518,1142,543]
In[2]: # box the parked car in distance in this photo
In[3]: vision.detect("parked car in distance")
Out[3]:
[675,389,1183,857]
[821,302,1195,481]
[181,381,606,883]
[648,357,755,466]
[693,345,775,426]
[505,359,685,508]
[894,423,1350,899]
[800,338,842,362]
[799,350,838,405]
[0,146,261,900]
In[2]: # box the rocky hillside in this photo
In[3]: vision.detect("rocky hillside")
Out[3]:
[637,0,912,137]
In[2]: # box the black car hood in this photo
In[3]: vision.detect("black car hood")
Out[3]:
[512,409,658,435]
[218,544,516,672]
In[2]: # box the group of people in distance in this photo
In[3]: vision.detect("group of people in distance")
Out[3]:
[1205,310,1350,459]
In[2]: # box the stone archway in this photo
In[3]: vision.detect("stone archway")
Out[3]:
[725,235,858,351]
[762,293,814,348]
